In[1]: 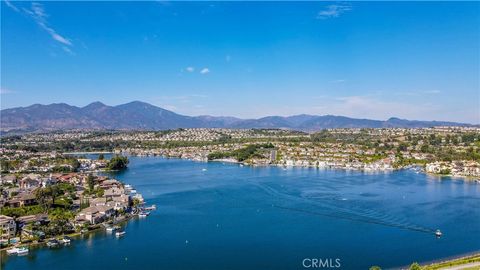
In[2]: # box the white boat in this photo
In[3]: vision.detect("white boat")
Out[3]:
[16,247,29,255]
[47,239,60,247]
[139,211,150,217]
[202,168,207,171]
[106,226,115,232]
[6,247,19,255]
[435,229,443,237]
[144,205,156,211]
[115,230,126,237]
[61,236,71,244]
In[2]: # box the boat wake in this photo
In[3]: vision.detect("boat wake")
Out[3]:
[253,182,436,235]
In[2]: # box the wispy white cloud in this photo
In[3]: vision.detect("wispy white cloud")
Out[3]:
[4,0,19,12]
[330,79,346,83]
[25,2,72,46]
[9,2,74,52]
[225,55,231,62]
[185,67,195,72]
[317,4,352,19]
[200,68,210,74]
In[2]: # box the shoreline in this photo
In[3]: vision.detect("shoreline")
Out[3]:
[0,213,134,252]
[64,151,113,155]
[130,154,479,181]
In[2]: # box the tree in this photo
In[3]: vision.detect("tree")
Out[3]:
[369,266,382,270]
[107,156,129,170]
[35,188,52,211]
[95,188,104,198]
[132,198,141,207]
[409,262,422,270]
[87,174,95,191]
[48,185,62,205]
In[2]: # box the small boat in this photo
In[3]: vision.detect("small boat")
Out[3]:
[202,168,207,171]
[144,205,156,211]
[138,211,150,217]
[61,236,72,244]
[47,239,60,247]
[16,247,29,255]
[435,229,442,237]
[106,226,115,232]
[6,247,19,255]
[115,230,126,237]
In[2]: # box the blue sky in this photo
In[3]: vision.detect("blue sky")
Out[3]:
[1,1,479,123]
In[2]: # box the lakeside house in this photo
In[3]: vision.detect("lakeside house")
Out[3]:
[0,215,16,244]
[16,214,49,226]
[75,205,115,225]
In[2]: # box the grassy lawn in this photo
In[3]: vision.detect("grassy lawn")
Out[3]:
[422,254,480,270]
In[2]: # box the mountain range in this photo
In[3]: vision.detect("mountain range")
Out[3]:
[0,101,474,134]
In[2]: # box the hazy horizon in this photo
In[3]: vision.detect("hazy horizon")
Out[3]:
[1,1,479,123]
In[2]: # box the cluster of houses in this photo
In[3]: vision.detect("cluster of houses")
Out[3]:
[75,180,134,225]
[0,171,139,245]
[426,161,480,178]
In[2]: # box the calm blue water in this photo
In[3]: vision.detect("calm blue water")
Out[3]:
[3,157,480,269]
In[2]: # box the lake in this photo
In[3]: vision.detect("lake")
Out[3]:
[2,157,480,269]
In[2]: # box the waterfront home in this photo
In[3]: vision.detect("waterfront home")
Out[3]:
[99,179,122,189]
[108,194,130,210]
[75,206,103,225]
[17,214,49,226]
[96,205,115,218]
[75,205,114,225]
[0,215,16,244]
[21,227,46,239]
[104,186,125,198]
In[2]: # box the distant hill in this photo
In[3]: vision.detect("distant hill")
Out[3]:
[0,101,474,134]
